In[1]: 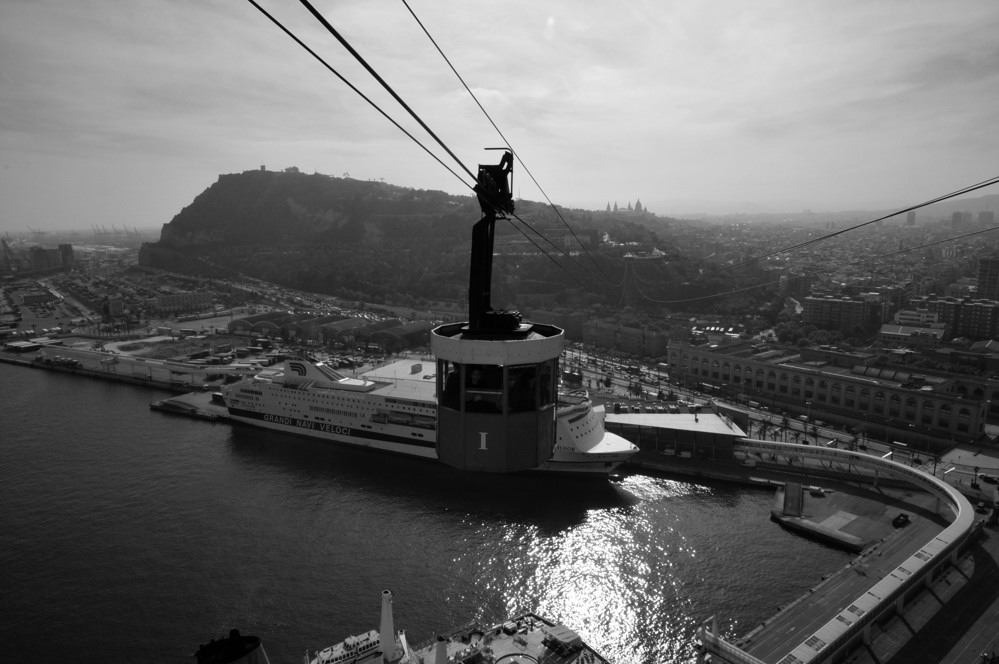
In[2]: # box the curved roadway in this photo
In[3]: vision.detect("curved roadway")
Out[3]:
[698,440,976,664]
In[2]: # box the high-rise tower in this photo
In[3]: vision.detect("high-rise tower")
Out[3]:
[976,257,999,300]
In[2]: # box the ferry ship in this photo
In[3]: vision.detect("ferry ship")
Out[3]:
[219,355,637,475]
[219,151,637,475]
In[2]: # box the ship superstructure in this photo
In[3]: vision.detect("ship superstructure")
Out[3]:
[305,590,609,664]
[223,358,439,461]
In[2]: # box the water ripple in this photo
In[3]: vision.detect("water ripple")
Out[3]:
[0,364,849,663]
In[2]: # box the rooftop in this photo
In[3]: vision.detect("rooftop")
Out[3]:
[607,411,746,437]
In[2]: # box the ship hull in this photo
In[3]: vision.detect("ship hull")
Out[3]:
[225,407,627,474]
[533,458,626,474]
[226,407,438,460]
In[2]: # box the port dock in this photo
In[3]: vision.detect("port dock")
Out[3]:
[149,390,231,421]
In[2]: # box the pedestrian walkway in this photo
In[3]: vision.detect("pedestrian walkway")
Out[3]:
[936,443,999,507]
[940,442,999,472]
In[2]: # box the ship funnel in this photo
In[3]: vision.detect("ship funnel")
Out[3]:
[380,589,397,663]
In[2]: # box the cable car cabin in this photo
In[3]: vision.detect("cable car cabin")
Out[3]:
[432,321,563,472]
[430,151,562,472]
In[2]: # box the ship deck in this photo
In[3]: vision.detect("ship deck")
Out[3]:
[405,613,609,664]
[359,358,438,402]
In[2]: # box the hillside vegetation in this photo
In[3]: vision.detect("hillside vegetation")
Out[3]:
[139,168,770,315]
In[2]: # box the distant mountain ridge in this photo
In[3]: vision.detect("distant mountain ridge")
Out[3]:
[146,168,476,248]
[137,167,691,310]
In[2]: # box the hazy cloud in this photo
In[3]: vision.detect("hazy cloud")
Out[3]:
[2,0,998,231]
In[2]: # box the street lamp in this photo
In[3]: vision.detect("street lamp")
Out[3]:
[943,467,956,487]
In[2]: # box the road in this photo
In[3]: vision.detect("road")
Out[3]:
[743,510,945,662]
[566,348,999,506]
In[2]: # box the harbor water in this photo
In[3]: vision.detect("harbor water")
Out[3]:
[0,361,849,663]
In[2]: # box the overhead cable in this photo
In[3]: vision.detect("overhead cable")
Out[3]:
[400,0,613,283]
[728,175,999,271]
[635,224,999,305]
[296,0,477,184]
[243,0,472,191]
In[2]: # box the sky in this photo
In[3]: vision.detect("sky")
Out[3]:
[2,0,999,233]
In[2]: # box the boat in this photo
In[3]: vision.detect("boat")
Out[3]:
[313,629,380,664]
[304,590,609,664]
[219,152,637,475]
[220,356,635,475]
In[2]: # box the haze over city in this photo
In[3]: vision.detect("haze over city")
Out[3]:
[2,0,998,233]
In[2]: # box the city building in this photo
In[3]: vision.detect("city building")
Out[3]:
[876,324,945,347]
[29,246,66,272]
[960,300,999,339]
[951,211,973,227]
[58,244,75,268]
[582,320,668,357]
[779,272,811,299]
[156,291,214,314]
[802,295,885,332]
[908,295,999,341]
[976,257,999,301]
[284,315,347,343]
[944,277,977,298]
[666,339,990,447]
[894,309,941,327]
[366,321,434,352]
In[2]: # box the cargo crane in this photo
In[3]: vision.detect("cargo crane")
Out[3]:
[2,237,17,273]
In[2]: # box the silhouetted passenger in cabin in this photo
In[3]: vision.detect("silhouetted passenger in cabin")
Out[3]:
[442,363,461,409]
[508,366,537,412]
[465,365,501,412]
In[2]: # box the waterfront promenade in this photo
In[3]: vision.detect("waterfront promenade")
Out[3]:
[633,443,998,664]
